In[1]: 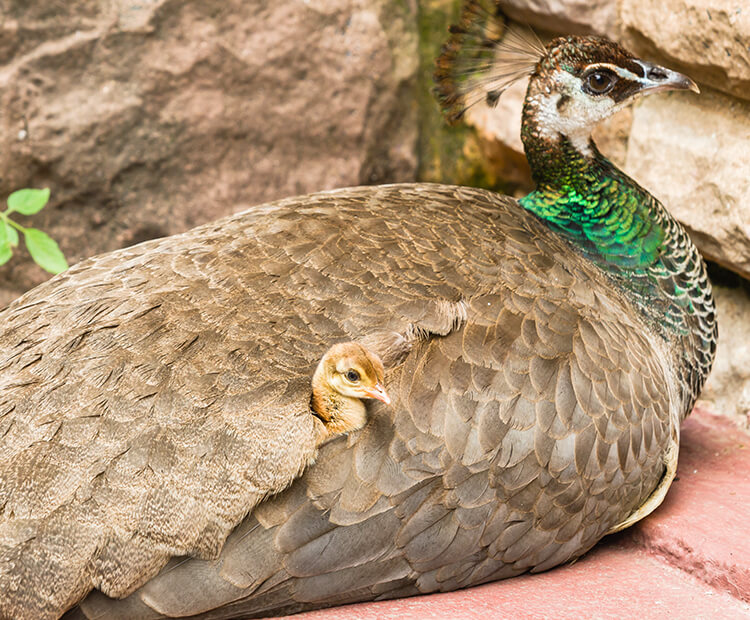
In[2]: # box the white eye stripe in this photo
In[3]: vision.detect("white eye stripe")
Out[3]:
[584,62,646,85]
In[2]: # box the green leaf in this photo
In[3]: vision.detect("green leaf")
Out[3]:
[7,188,50,215]
[0,221,6,247]
[24,228,68,274]
[0,243,12,266]
[5,222,19,246]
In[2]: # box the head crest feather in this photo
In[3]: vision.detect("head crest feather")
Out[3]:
[433,0,544,124]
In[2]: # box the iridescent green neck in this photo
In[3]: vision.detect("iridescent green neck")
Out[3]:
[519,138,665,272]
[518,123,718,413]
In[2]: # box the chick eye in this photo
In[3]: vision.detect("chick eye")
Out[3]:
[345,369,360,382]
[583,70,616,95]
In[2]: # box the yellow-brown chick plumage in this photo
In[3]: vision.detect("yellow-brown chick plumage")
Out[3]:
[311,342,390,443]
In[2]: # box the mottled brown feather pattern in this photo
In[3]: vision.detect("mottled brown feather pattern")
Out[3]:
[0,184,679,619]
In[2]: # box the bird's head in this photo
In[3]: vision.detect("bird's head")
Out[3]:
[434,3,698,161]
[522,35,698,157]
[315,342,390,405]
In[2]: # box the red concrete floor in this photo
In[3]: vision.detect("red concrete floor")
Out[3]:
[280,408,750,619]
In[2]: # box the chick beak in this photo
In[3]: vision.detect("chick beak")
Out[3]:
[366,383,391,405]
[635,61,700,95]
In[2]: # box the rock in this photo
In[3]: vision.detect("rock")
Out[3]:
[625,88,750,280]
[466,77,527,158]
[0,0,418,307]
[592,107,633,170]
[499,0,619,38]
[464,77,533,193]
[621,0,750,101]
[630,408,750,603]
[698,281,750,428]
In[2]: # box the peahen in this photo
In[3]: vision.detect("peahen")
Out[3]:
[0,4,716,619]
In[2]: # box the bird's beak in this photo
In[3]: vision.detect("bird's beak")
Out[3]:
[634,61,700,95]
[366,383,391,405]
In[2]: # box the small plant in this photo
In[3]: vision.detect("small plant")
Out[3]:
[0,188,68,275]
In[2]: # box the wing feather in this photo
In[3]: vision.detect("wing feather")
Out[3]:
[0,184,676,619]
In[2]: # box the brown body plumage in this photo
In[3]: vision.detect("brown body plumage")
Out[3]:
[0,184,697,619]
[0,333,391,619]
[0,9,715,620]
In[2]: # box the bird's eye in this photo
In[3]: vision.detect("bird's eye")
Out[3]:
[345,369,360,382]
[583,70,616,95]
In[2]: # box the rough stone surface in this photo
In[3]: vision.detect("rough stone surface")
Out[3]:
[699,283,750,427]
[0,0,418,307]
[632,408,750,603]
[591,106,633,169]
[275,408,750,619]
[625,88,750,280]
[465,76,532,192]
[499,0,619,38]
[621,0,750,101]
[466,76,527,157]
